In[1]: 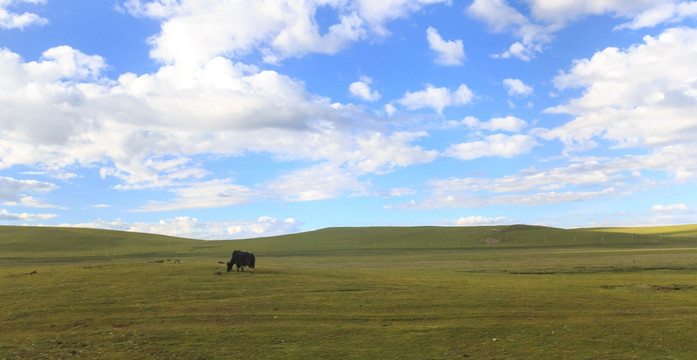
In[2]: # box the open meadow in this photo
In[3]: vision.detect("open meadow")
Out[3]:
[2,225,697,359]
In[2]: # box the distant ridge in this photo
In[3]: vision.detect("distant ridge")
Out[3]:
[2,224,697,262]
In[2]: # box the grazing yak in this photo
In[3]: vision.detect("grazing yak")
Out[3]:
[227,250,255,273]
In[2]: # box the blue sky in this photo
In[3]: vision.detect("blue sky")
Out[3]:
[2,0,697,239]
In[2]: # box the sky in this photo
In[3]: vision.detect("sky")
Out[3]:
[1,0,697,240]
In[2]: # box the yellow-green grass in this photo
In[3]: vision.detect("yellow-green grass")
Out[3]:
[591,223,697,237]
[2,225,697,359]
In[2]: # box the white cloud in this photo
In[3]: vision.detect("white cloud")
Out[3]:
[462,115,527,132]
[265,163,369,202]
[429,160,625,195]
[467,0,530,33]
[0,176,57,202]
[544,27,697,150]
[390,187,617,210]
[133,179,257,212]
[354,0,452,34]
[426,26,465,66]
[0,46,110,147]
[119,0,179,19]
[384,103,397,116]
[3,195,66,209]
[383,187,417,197]
[467,0,553,61]
[24,46,108,81]
[627,145,697,182]
[645,203,696,226]
[124,0,450,67]
[615,3,684,30]
[503,78,533,97]
[390,140,697,211]
[350,131,438,174]
[443,216,512,226]
[138,0,364,66]
[0,46,402,194]
[1,41,448,203]
[0,43,443,209]
[60,216,303,240]
[386,152,651,210]
[0,208,56,221]
[349,76,381,102]
[651,203,688,213]
[0,0,456,213]
[0,0,48,29]
[261,132,437,201]
[468,0,697,61]
[528,0,697,28]
[397,84,473,113]
[445,134,539,160]
[224,216,302,239]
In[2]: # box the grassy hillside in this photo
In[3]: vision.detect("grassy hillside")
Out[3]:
[3,224,697,358]
[0,226,195,251]
[234,224,697,253]
[3,224,697,262]
[0,226,197,258]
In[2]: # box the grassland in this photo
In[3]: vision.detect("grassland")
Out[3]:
[2,224,697,359]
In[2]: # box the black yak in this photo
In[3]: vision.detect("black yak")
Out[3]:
[227,250,255,273]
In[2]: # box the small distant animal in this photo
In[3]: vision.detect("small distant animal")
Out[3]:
[174,259,181,264]
[154,260,164,263]
[227,250,255,273]
[29,270,37,275]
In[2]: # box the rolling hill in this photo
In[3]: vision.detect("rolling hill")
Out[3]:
[2,223,697,262]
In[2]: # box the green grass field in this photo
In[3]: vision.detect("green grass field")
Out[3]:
[2,225,697,359]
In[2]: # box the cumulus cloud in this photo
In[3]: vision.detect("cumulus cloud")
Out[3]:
[442,216,512,226]
[122,0,450,66]
[503,78,533,97]
[0,42,443,208]
[119,0,179,19]
[60,216,303,240]
[0,0,455,213]
[350,131,439,174]
[462,116,527,132]
[528,0,697,28]
[445,134,539,160]
[468,0,697,60]
[543,27,697,150]
[397,84,473,113]
[135,1,362,66]
[0,0,48,29]
[0,208,56,221]
[24,45,107,81]
[349,76,381,102]
[467,0,553,61]
[0,176,57,203]
[646,203,696,225]
[354,0,452,33]
[0,46,110,147]
[426,26,465,65]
